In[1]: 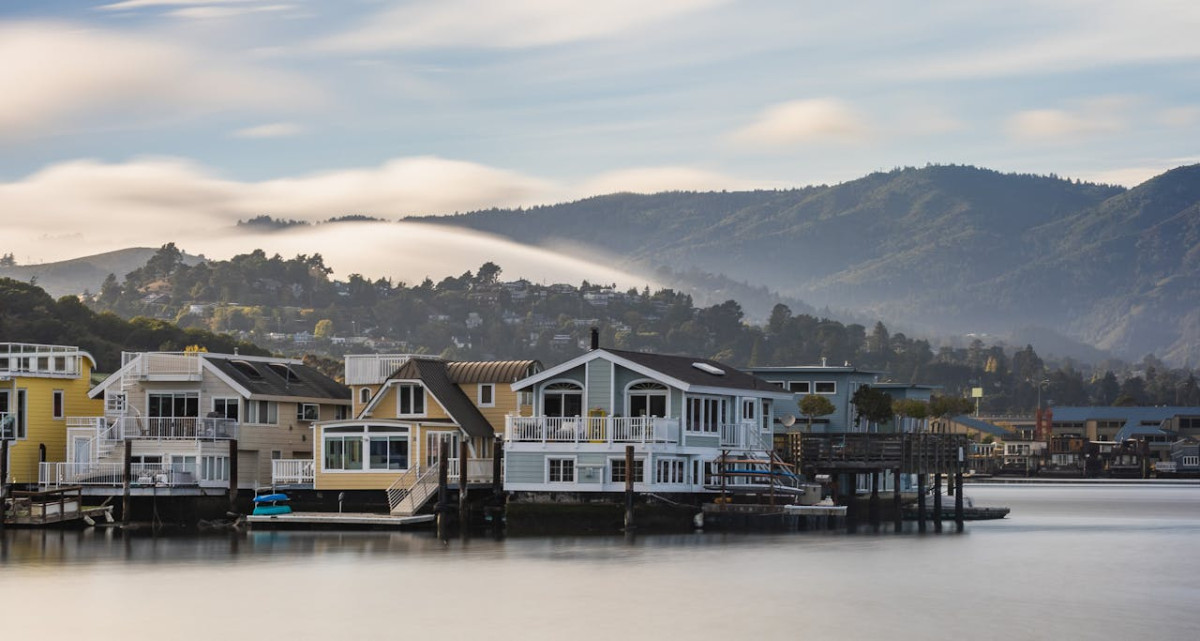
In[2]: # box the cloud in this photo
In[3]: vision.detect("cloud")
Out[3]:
[0,156,655,288]
[0,22,319,138]
[99,0,258,10]
[1005,97,1131,142]
[1158,106,1200,128]
[579,167,778,195]
[1074,156,1200,187]
[317,0,729,52]
[728,99,871,149]
[231,122,305,138]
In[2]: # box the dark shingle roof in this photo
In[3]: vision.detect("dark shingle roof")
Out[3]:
[389,359,494,438]
[603,349,783,393]
[206,355,349,402]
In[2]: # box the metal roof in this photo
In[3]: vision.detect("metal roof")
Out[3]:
[949,415,1012,438]
[445,360,540,384]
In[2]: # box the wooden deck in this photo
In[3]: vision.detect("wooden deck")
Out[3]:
[3,486,114,527]
[246,511,435,528]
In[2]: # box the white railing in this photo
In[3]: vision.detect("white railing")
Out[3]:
[113,416,238,440]
[719,421,767,449]
[344,353,427,385]
[387,465,442,516]
[272,459,315,485]
[506,416,681,444]
[0,343,83,377]
[445,458,497,484]
[39,462,203,488]
[123,351,204,378]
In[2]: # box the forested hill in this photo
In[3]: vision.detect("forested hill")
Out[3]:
[412,164,1200,365]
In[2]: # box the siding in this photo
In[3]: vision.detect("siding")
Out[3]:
[6,360,102,484]
[504,452,548,484]
[586,359,612,413]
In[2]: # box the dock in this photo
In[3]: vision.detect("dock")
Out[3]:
[702,502,847,531]
[246,511,435,529]
[3,486,114,527]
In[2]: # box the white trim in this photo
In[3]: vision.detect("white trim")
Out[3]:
[815,381,837,395]
[624,379,670,418]
[52,389,65,420]
[545,455,578,484]
[477,383,496,408]
[395,382,428,418]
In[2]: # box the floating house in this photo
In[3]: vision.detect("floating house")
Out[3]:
[41,351,349,494]
[309,355,540,516]
[1,343,102,487]
[504,339,791,498]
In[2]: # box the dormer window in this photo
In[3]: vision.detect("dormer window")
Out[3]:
[397,383,425,416]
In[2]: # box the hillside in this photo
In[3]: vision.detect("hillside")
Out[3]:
[0,247,204,298]
[412,164,1200,365]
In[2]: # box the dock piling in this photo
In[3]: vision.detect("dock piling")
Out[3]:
[458,440,468,529]
[228,438,238,514]
[122,440,132,523]
[917,472,927,532]
[933,473,943,532]
[0,438,8,530]
[623,445,634,532]
[892,468,902,532]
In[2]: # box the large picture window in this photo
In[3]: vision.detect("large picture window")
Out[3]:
[627,381,667,418]
[543,382,583,417]
[548,457,576,483]
[686,396,726,433]
[324,425,411,472]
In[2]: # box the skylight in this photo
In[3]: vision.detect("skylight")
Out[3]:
[692,362,725,376]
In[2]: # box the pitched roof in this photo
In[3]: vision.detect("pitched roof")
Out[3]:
[389,359,494,438]
[601,349,784,394]
[1047,406,1200,441]
[949,415,1012,439]
[205,355,350,403]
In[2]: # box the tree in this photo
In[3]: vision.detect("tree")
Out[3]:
[314,319,334,339]
[0,253,14,267]
[929,395,974,418]
[850,385,894,431]
[799,394,836,432]
[1095,371,1120,405]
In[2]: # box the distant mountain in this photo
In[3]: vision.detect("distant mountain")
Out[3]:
[411,164,1200,365]
[0,247,204,298]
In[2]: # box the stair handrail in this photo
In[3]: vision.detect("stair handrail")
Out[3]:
[385,464,422,512]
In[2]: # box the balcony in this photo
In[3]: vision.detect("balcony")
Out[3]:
[0,343,84,378]
[115,416,238,440]
[122,351,204,381]
[39,462,223,489]
[506,416,680,445]
[343,353,427,385]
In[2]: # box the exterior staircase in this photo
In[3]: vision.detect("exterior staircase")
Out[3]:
[387,464,441,516]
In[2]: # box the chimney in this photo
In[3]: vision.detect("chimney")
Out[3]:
[590,327,599,350]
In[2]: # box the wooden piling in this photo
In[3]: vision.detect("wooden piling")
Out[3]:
[869,471,880,526]
[122,440,132,523]
[623,445,635,531]
[436,440,449,538]
[917,472,927,532]
[954,469,964,532]
[892,468,902,531]
[933,472,943,532]
[228,439,238,514]
[492,435,503,498]
[458,440,469,528]
[0,438,8,531]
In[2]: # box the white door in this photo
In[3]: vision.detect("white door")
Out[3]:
[425,431,461,468]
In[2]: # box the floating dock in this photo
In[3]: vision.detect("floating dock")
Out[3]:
[246,511,434,529]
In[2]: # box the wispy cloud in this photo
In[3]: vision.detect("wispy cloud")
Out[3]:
[1005,97,1132,143]
[0,22,320,138]
[728,99,871,149]
[231,122,305,138]
[99,0,258,10]
[317,0,729,52]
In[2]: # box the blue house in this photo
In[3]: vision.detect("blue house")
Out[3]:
[745,364,882,433]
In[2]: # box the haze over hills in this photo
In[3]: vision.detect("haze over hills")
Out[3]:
[413,164,1199,366]
[0,247,204,299]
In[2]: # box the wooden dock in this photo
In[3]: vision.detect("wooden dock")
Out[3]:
[3,486,114,527]
[246,511,435,529]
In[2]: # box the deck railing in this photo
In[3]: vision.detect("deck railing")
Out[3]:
[719,421,768,449]
[445,458,497,483]
[271,459,315,485]
[0,343,84,377]
[114,416,238,440]
[122,351,204,379]
[344,353,428,385]
[506,416,680,444]
[39,462,206,488]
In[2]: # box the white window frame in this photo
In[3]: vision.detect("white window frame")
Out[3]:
[815,381,837,395]
[789,381,811,394]
[52,389,65,420]
[396,383,426,417]
[478,383,495,407]
[685,395,726,434]
[608,456,645,484]
[359,387,371,404]
[201,455,229,482]
[212,397,240,421]
[654,457,686,484]
[547,456,577,484]
[297,403,320,422]
[626,380,669,418]
[245,400,279,425]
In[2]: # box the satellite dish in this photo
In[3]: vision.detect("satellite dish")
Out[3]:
[781,414,796,427]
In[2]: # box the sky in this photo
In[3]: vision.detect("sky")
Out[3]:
[3,0,1200,280]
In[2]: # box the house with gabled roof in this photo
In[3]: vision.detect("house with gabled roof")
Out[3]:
[310,355,540,516]
[42,351,349,495]
[504,338,792,498]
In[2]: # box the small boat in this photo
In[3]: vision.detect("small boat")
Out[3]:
[251,493,293,516]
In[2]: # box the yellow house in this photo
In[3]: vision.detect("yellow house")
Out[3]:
[312,356,539,515]
[1,343,102,486]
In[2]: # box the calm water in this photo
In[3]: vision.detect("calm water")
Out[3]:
[3,484,1199,640]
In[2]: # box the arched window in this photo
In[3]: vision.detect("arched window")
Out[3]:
[359,387,371,404]
[627,381,668,418]
[543,381,583,417]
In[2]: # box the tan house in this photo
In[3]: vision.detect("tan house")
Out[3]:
[310,356,540,516]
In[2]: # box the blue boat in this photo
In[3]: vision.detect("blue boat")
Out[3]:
[251,492,293,516]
